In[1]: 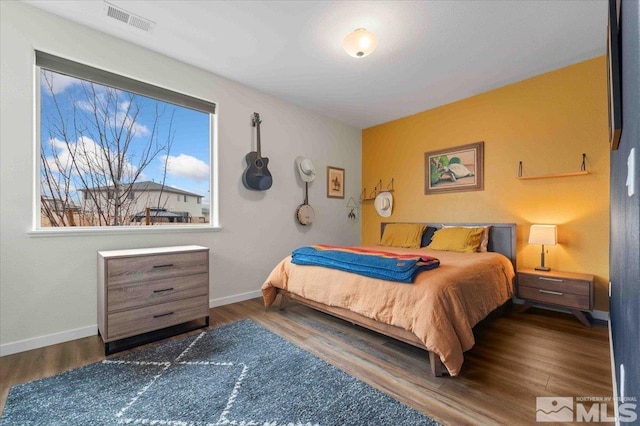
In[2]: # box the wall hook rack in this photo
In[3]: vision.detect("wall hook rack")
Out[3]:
[518,154,589,180]
[360,178,394,201]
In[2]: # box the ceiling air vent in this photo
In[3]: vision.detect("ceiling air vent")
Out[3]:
[103,2,155,33]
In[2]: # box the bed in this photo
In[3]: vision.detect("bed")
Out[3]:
[262,222,516,377]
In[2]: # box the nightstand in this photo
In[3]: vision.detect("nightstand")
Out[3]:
[517,268,594,326]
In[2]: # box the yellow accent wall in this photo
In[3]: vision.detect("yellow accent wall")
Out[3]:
[362,57,610,312]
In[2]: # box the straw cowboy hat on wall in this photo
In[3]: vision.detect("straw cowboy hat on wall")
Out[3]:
[295,156,316,182]
[374,191,393,217]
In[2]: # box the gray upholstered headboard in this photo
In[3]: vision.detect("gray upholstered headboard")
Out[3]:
[380,222,517,271]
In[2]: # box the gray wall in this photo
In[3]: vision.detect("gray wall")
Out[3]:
[0,2,361,354]
[610,0,639,421]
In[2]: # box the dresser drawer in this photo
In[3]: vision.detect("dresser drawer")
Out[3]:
[105,295,209,341]
[518,273,590,296]
[106,250,208,286]
[107,273,208,313]
[518,285,590,310]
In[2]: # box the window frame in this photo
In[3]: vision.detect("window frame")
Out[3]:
[31,51,220,236]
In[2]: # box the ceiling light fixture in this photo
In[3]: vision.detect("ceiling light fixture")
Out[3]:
[343,28,377,58]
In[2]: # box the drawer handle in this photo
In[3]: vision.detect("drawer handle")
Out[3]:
[153,287,174,294]
[153,264,174,269]
[538,277,564,283]
[539,289,564,296]
[153,312,174,318]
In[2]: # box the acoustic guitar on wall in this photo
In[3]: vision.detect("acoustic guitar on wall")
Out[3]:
[242,112,273,191]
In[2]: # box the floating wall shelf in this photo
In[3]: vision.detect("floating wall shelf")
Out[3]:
[517,154,589,180]
[517,171,589,180]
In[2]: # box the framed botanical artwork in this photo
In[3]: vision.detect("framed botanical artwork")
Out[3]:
[327,166,345,199]
[424,141,484,195]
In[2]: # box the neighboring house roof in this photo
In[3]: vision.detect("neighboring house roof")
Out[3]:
[132,208,187,219]
[41,197,81,211]
[80,181,203,197]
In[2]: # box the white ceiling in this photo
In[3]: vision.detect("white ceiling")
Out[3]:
[24,0,607,129]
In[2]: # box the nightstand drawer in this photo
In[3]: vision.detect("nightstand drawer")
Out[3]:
[518,273,590,296]
[518,285,590,310]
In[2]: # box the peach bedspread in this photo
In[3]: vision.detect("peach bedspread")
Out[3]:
[262,246,515,376]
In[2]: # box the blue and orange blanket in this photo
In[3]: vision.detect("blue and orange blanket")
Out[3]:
[291,245,440,283]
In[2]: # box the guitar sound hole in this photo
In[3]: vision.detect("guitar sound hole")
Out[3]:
[255,159,264,168]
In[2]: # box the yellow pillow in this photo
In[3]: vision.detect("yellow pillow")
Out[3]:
[380,224,427,249]
[427,227,485,253]
[442,224,491,252]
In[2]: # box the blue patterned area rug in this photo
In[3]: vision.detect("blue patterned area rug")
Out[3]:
[2,319,441,425]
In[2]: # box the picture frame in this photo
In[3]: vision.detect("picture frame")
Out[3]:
[424,141,484,195]
[327,166,345,199]
[607,0,622,150]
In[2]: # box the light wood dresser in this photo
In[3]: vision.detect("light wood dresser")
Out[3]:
[98,245,210,354]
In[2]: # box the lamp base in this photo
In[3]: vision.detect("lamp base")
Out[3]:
[535,266,551,272]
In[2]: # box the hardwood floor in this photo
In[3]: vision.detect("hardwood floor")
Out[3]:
[0,298,612,425]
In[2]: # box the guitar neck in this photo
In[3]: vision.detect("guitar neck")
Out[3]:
[256,121,262,158]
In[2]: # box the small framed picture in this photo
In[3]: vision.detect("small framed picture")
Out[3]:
[327,166,345,199]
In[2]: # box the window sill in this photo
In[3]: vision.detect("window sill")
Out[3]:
[28,224,222,238]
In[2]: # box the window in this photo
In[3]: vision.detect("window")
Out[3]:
[36,52,217,229]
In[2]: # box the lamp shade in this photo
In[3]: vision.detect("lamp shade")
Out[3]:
[528,224,557,246]
[343,28,377,58]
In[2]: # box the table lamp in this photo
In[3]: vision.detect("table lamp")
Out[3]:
[528,224,557,271]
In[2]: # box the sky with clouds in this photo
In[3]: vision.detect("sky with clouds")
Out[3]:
[40,70,211,204]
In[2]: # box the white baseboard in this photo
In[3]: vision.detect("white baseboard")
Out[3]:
[0,290,264,357]
[512,298,609,321]
[209,289,262,308]
[0,325,97,357]
[3,293,605,358]
[592,309,610,321]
